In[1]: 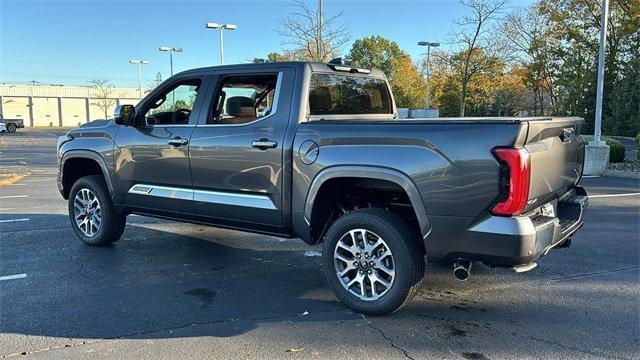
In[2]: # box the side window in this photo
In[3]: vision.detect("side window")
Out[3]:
[207,73,278,125]
[308,73,391,116]
[142,79,201,126]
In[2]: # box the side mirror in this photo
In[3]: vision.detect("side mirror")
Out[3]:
[114,104,135,125]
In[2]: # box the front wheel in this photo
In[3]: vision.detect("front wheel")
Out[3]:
[7,123,17,133]
[68,175,126,246]
[322,208,424,315]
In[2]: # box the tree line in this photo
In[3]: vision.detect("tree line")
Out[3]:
[257,0,639,137]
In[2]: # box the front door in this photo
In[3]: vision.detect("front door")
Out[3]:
[189,68,295,234]
[113,76,208,215]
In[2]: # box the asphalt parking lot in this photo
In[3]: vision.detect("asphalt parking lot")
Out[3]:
[1,129,639,359]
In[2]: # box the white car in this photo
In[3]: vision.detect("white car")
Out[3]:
[0,122,7,132]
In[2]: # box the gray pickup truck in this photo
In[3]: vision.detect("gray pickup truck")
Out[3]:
[0,118,25,133]
[57,61,588,314]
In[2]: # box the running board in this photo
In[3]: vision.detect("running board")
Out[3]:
[511,262,537,273]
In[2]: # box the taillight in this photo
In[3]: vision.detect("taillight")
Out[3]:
[491,147,531,216]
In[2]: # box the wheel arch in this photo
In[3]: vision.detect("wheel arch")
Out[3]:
[303,166,431,244]
[61,150,114,199]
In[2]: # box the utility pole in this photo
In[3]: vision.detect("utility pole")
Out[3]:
[584,0,610,175]
[418,41,440,109]
[318,0,324,61]
[159,46,183,76]
[593,0,609,145]
[129,59,149,98]
[205,23,237,65]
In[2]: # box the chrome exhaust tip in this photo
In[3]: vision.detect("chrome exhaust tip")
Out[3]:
[453,259,471,281]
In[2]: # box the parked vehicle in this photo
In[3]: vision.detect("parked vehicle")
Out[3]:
[0,118,25,133]
[57,61,588,314]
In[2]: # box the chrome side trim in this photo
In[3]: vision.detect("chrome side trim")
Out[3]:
[194,189,276,210]
[127,184,275,209]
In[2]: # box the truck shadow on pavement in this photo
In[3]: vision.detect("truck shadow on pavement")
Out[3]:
[1,212,639,360]
[1,214,355,341]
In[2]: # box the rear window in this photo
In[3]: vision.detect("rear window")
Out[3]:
[309,73,391,116]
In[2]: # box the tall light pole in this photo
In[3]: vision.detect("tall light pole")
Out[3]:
[205,23,237,65]
[159,46,183,76]
[592,0,609,145]
[129,59,149,98]
[318,0,324,61]
[418,41,440,109]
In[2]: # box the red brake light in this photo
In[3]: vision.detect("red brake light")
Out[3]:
[491,147,530,216]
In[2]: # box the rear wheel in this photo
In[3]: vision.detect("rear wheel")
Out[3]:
[7,123,17,133]
[322,208,424,315]
[68,175,126,246]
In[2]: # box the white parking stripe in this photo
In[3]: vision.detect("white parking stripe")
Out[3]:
[0,218,30,223]
[0,195,28,199]
[0,274,27,281]
[582,175,600,178]
[590,193,640,198]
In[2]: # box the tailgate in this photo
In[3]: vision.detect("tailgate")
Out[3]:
[524,117,585,211]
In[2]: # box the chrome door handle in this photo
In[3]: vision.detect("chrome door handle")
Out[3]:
[168,137,189,146]
[251,139,277,150]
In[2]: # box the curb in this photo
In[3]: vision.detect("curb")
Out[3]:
[603,169,640,179]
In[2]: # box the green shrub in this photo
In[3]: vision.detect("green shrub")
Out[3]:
[608,140,625,163]
[636,133,640,145]
[580,135,626,163]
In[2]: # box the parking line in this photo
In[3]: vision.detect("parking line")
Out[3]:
[590,192,640,198]
[0,195,28,199]
[0,274,27,281]
[582,175,600,178]
[0,218,30,223]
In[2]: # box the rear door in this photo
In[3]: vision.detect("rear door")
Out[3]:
[524,117,585,211]
[188,67,295,233]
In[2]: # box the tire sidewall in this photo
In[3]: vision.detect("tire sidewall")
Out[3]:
[322,209,418,314]
[7,124,16,133]
[68,176,114,245]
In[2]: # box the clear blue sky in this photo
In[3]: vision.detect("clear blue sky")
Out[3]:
[0,0,532,87]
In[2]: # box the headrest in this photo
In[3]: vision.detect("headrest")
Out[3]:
[226,96,256,117]
[310,86,332,113]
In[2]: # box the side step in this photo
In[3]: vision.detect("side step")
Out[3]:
[511,262,537,273]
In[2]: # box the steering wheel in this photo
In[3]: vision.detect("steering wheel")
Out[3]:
[171,108,191,124]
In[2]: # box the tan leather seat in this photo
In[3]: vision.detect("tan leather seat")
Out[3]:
[219,96,257,124]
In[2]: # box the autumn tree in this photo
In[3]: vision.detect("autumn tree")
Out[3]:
[541,0,639,135]
[348,36,426,108]
[277,0,351,61]
[502,3,557,115]
[450,0,509,116]
[90,79,117,120]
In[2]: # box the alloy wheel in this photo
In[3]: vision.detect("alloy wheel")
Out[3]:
[333,228,395,301]
[73,188,102,237]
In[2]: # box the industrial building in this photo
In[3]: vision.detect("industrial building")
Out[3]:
[0,84,141,127]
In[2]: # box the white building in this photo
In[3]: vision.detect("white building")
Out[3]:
[0,84,142,127]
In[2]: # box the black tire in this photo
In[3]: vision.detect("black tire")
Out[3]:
[7,123,17,133]
[322,208,425,315]
[68,175,126,246]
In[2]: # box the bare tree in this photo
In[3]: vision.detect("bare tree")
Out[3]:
[90,79,117,120]
[277,0,351,62]
[451,0,509,116]
[502,4,557,114]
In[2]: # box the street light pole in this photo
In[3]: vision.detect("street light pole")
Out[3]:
[159,46,183,76]
[418,41,440,109]
[593,0,609,145]
[205,23,237,65]
[129,59,149,99]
